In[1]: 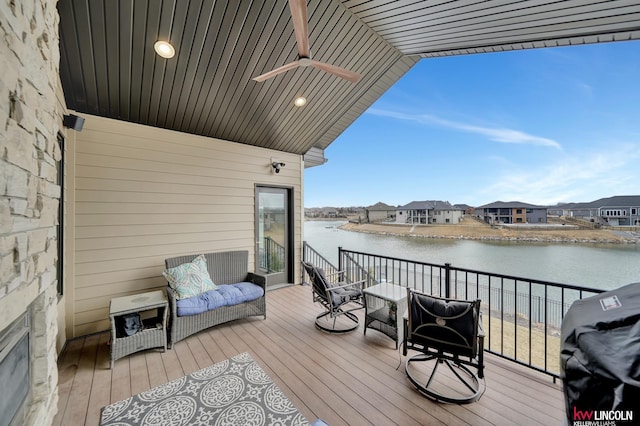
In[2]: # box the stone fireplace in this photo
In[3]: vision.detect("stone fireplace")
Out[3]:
[0,287,59,425]
[0,312,31,426]
[1,0,63,424]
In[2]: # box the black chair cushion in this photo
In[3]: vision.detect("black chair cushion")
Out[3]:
[316,268,329,285]
[303,262,328,301]
[410,293,477,357]
[330,287,361,306]
[304,261,362,308]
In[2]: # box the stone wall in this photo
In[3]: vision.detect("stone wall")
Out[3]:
[1,0,61,424]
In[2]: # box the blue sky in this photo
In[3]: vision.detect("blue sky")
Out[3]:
[304,41,640,208]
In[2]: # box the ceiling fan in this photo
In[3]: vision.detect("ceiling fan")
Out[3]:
[252,0,361,83]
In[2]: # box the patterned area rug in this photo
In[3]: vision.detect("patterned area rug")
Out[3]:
[100,352,310,425]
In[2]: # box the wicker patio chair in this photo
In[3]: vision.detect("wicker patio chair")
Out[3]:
[302,261,365,333]
[403,288,485,404]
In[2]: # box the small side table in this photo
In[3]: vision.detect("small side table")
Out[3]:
[109,289,168,368]
[363,283,407,348]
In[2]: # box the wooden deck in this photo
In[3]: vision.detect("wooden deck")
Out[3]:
[55,284,566,425]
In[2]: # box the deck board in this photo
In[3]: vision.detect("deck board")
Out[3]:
[158,341,184,381]
[63,333,100,426]
[110,352,131,404]
[144,350,168,389]
[54,337,84,426]
[129,351,150,396]
[85,332,111,425]
[54,284,566,425]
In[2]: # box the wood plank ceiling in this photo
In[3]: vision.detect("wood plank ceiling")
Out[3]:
[58,0,640,156]
[344,0,640,57]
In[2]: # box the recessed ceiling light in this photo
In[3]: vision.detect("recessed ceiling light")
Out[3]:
[294,96,307,107]
[154,41,175,58]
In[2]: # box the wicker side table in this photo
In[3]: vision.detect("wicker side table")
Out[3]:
[363,282,407,349]
[109,290,168,368]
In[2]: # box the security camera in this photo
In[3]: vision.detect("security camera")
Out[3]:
[272,161,286,173]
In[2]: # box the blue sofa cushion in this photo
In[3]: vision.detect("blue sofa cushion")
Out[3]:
[228,281,265,303]
[176,282,264,317]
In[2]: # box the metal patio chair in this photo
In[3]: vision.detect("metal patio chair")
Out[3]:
[403,288,485,404]
[302,261,365,333]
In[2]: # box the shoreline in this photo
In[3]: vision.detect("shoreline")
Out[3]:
[339,220,639,244]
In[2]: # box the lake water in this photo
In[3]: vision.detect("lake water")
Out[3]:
[304,220,640,292]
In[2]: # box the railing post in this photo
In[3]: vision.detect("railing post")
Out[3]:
[338,246,343,273]
[301,241,307,285]
[445,263,452,298]
[265,237,271,272]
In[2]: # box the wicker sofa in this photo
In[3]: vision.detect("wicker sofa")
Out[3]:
[164,250,266,347]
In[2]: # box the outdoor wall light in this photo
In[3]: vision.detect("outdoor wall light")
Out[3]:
[154,41,175,58]
[271,161,286,173]
[63,114,84,131]
[294,96,307,107]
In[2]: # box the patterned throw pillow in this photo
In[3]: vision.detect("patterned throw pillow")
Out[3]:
[162,255,218,300]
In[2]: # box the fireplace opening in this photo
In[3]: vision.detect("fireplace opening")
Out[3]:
[0,313,30,426]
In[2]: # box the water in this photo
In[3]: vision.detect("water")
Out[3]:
[304,220,640,291]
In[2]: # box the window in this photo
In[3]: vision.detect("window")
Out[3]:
[516,209,523,214]
[56,133,64,296]
[632,208,637,215]
[602,209,625,217]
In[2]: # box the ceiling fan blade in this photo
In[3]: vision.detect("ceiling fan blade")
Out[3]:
[252,0,363,84]
[311,61,362,83]
[288,0,310,58]
[252,61,300,82]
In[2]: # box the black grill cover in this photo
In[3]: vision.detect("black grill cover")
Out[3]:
[560,282,640,424]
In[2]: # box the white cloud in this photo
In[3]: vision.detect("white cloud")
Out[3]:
[368,108,562,149]
[575,81,594,98]
[477,145,640,205]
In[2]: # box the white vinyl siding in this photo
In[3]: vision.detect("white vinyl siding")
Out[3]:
[67,114,302,337]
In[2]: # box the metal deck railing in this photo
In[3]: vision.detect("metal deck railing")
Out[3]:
[259,236,286,273]
[302,242,604,380]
